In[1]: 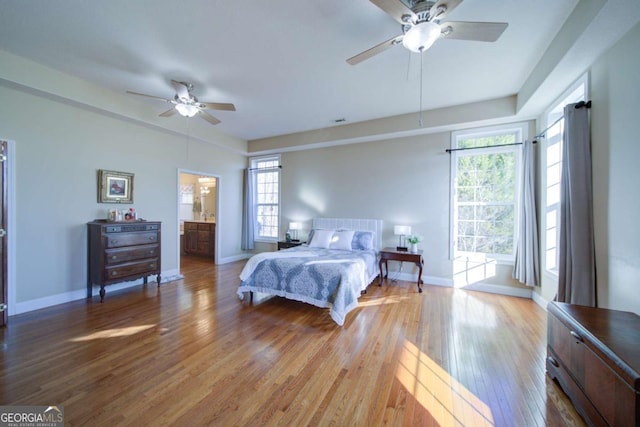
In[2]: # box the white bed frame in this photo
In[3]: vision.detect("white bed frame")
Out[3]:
[311,218,384,251]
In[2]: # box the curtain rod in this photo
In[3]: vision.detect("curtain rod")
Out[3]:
[248,165,282,172]
[445,140,535,154]
[446,100,592,154]
[534,100,592,139]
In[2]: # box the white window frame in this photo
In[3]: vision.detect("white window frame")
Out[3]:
[450,122,527,264]
[541,73,588,278]
[250,154,281,242]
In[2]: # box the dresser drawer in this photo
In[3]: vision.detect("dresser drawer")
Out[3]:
[104,244,159,265]
[104,259,159,281]
[105,231,158,248]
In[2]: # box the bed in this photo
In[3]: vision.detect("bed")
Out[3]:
[238,218,383,325]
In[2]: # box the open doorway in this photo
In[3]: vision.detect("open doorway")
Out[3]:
[178,170,219,270]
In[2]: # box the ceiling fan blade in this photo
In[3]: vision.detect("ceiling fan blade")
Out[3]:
[347,35,404,65]
[429,0,463,21]
[439,21,508,42]
[198,110,221,125]
[126,90,171,102]
[159,108,177,117]
[370,0,416,24]
[171,80,191,101]
[200,102,236,111]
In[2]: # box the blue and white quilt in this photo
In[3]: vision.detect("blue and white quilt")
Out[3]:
[238,246,379,325]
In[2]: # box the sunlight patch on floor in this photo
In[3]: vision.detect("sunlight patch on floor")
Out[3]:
[357,294,411,307]
[453,257,497,288]
[396,340,495,426]
[69,324,159,342]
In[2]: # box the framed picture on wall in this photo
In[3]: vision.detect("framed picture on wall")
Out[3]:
[98,169,134,203]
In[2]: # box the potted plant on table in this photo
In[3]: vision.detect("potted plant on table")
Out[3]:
[406,235,422,253]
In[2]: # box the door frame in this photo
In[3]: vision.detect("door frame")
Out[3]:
[176,169,220,270]
[3,139,16,320]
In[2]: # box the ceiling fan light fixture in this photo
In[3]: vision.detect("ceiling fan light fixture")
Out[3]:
[402,21,441,52]
[175,103,199,117]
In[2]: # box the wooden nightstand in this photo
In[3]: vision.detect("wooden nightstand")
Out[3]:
[379,247,424,293]
[277,240,305,250]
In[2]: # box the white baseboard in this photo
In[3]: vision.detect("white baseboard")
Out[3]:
[219,253,252,264]
[462,282,533,299]
[394,271,533,299]
[532,290,549,310]
[12,268,180,316]
[393,272,454,287]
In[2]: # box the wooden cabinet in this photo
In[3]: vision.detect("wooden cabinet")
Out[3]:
[546,302,640,426]
[378,247,424,293]
[87,220,161,302]
[183,221,215,259]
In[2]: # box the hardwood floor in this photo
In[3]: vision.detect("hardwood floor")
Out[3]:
[1,256,584,426]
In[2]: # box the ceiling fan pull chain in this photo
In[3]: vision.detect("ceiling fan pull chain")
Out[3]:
[419,47,424,127]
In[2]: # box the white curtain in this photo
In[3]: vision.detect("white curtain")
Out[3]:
[241,168,255,251]
[513,140,540,286]
[557,103,596,306]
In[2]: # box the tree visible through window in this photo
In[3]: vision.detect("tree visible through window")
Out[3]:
[451,125,524,261]
[252,156,280,240]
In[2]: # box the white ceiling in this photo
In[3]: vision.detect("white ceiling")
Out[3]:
[0,0,581,141]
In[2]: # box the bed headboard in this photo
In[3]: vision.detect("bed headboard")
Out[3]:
[312,218,384,251]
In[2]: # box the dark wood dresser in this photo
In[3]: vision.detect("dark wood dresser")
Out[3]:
[87,220,161,302]
[183,221,215,259]
[547,302,640,426]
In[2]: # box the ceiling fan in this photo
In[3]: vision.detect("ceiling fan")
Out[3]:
[126,80,235,125]
[347,0,508,65]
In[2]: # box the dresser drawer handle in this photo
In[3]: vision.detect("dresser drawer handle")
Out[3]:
[570,331,583,342]
[110,240,118,245]
[111,271,118,276]
[111,255,118,260]
[547,356,559,367]
[149,236,156,241]
[149,250,156,255]
[149,263,156,268]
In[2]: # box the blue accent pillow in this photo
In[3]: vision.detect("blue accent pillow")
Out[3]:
[351,231,374,251]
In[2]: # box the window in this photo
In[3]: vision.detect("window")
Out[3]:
[542,75,587,275]
[451,123,526,262]
[251,155,280,241]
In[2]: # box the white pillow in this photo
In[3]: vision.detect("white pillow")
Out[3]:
[308,229,335,248]
[329,230,355,250]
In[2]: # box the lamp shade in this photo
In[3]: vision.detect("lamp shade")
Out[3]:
[394,225,411,236]
[402,21,441,53]
[289,222,301,230]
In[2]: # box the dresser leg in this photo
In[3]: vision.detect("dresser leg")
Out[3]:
[99,286,105,303]
[156,274,161,287]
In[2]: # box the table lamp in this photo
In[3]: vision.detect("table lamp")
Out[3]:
[394,225,411,251]
[289,222,301,241]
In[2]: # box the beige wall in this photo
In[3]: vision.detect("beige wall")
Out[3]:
[590,22,640,313]
[279,128,531,291]
[537,21,640,315]
[0,52,248,313]
[3,21,639,315]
